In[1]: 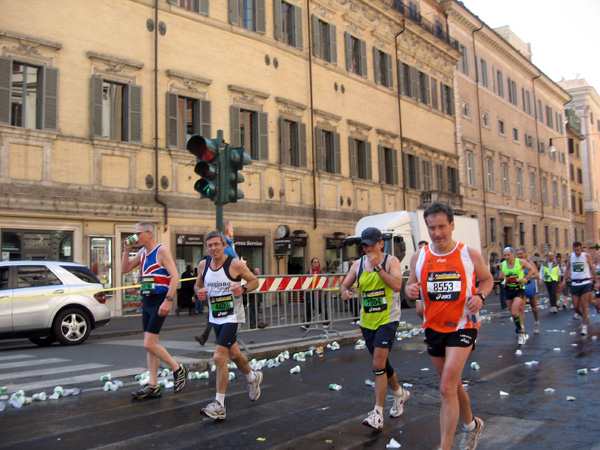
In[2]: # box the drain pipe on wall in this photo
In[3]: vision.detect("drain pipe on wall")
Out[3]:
[394,22,407,210]
[472,23,488,248]
[153,0,168,230]
[531,73,543,221]
[307,0,317,229]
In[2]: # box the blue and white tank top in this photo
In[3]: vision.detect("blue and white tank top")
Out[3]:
[140,244,170,296]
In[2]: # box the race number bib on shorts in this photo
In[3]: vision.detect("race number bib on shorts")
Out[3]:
[427,272,461,301]
[362,289,387,313]
[140,276,156,296]
[210,294,234,318]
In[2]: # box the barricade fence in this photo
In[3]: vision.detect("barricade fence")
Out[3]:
[231,274,360,336]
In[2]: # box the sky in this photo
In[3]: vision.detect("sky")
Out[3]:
[459,0,600,92]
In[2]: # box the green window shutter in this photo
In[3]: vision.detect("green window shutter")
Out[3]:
[228,0,239,25]
[200,100,211,138]
[258,111,268,161]
[392,149,398,185]
[199,0,209,15]
[409,66,418,99]
[441,83,448,114]
[166,92,178,148]
[127,84,142,143]
[256,0,266,34]
[0,57,11,125]
[334,132,341,174]
[344,32,351,71]
[230,105,241,146]
[430,77,438,109]
[315,127,323,172]
[378,146,385,183]
[90,75,103,138]
[423,73,430,105]
[385,53,393,89]
[402,153,409,187]
[298,122,307,168]
[40,66,59,131]
[448,86,455,115]
[273,0,282,41]
[397,60,404,95]
[293,5,303,49]
[415,156,421,189]
[359,40,367,78]
[311,15,320,58]
[349,137,356,178]
[365,142,372,180]
[279,117,285,165]
[373,47,381,84]
[329,23,337,65]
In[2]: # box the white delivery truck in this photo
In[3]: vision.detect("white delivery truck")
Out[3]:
[343,210,482,307]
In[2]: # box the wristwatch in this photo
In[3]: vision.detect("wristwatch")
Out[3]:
[476,293,486,303]
[242,285,248,294]
[165,295,173,301]
[373,264,382,272]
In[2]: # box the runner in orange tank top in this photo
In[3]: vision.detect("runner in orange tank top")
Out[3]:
[406,203,493,450]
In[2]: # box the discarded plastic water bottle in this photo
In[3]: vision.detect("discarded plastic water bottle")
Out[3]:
[54,386,64,397]
[228,372,235,381]
[0,401,6,412]
[578,368,589,375]
[0,386,8,400]
[32,392,47,401]
[103,382,115,392]
[198,371,209,380]
[290,365,301,374]
[63,388,82,396]
[100,373,111,382]
[9,391,25,409]
[227,362,237,369]
[305,349,314,357]
[23,397,33,405]
[159,368,170,377]
[138,377,149,386]
[467,297,479,324]
[327,342,340,351]
[329,383,342,391]
[471,362,480,371]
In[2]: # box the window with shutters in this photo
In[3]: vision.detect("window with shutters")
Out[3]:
[230,106,268,161]
[422,160,431,190]
[403,153,419,189]
[166,93,210,150]
[490,217,497,243]
[91,76,141,143]
[507,77,518,107]
[345,33,366,77]
[501,163,510,195]
[466,150,476,186]
[349,138,371,180]
[378,146,397,185]
[279,118,306,168]
[541,176,548,204]
[0,58,58,131]
[495,69,504,98]
[274,0,302,49]
[447,166,459,194]
[545,105,554,128]
[315,128,340,174]
[458,44,470,77]
[536,99,544,123]
[441,83,454,115]
[373,48,393,88]
[435,164,444,191]
[229,0,265,33]
[530,172,537,202]
[552,180,559,207]
[478,58,489,88]
[562,184,568,209]
[516,167,523,198]
[175,0,209,14]
[485,157,495,191]
[418,71,430,105]
[312,15,336,64]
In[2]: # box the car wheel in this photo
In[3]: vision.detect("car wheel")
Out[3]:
[29,336,56,347]
[53,308,91,345]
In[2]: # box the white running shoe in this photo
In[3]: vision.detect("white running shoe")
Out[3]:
[460,417,484,450]
[390,389,411,417]
[517,333,526,345]
[581,324,588,336]
[201,400,226,420]
[534,322,541,334]
[363,409,384,429]
[248,370,263,401]
[573,313,580,320]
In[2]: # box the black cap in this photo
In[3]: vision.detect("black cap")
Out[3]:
[360,227,382,246]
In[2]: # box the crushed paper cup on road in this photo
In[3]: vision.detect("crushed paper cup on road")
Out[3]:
[386,438,402,449]
[499,391,510,396]
[590,367,600,372]
[524,361,539,366]
[544,388,555,394]
[553,347,561,352]
[566,396,576,401]
[515,349,522,355]
[402,383,413,388]
[420,368,430,371]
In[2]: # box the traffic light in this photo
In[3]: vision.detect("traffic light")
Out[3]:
[220,145,253,203]
[186,135,222,201]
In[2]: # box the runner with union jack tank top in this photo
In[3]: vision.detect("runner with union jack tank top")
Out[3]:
[405,202,493,450]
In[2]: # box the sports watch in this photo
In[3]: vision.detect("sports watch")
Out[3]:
[476,293,486,303]
[373,264,382,272]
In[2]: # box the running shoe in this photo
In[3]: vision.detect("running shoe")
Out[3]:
[517,333,526,345]
[460,416,484,450]
[581,324,588,336]
[573,313,580,320]
[534,322,541,334]
[248,370,263,401]
[194,335,207,346]
[363,409,384,429]
[131,385,161,400]
[201,400,226,420]
[390,388,411,417]
[173,364,188,393]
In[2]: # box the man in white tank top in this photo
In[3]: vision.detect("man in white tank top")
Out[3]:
[561,241,597,336]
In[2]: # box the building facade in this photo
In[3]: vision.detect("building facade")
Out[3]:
[560,79,600,252]
[442,1,572,266]
[1,0,464,315]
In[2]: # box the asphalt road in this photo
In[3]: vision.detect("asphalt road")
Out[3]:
[1,304,600,449]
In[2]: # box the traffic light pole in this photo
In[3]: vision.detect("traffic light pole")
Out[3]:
[215,130,225,232]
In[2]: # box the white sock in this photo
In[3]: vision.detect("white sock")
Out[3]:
[216,393,225,405]
[463,419,476,432]
[375,405,383,415]
[393,387,403,397]
[245,371,256,383]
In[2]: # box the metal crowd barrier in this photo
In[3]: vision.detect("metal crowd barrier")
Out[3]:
[239,274,360,339]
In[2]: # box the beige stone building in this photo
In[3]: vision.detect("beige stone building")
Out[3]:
[442,1,572,266]
[560,79,600,253]
[1,0,464,315]
[563,108,586,249]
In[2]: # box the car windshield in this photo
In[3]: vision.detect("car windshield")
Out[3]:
[61,266,100,284]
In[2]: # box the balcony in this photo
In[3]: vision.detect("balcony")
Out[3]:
[381,0,460,51]
[420,190,465,213]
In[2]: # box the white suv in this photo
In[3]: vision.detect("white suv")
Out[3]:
[0,261,110,346]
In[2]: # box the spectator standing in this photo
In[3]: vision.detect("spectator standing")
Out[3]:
[177,265,195,316]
